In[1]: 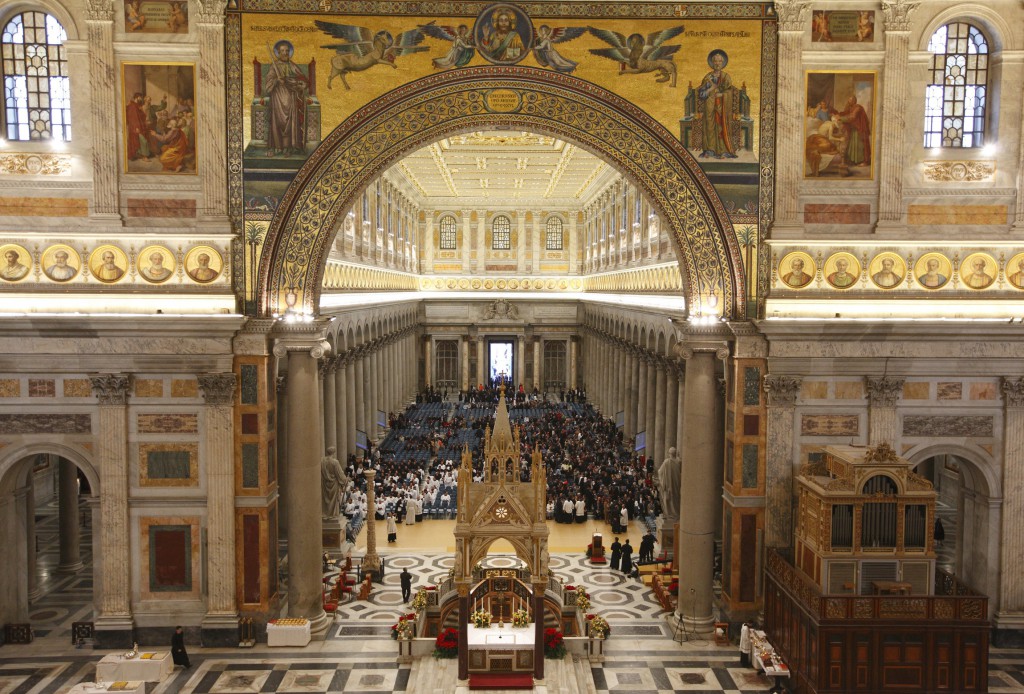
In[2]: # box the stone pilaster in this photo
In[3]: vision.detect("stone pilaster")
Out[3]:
[322,357,338,453]
[763,375,802,549]
[645,356,658,463]
[569,337,578,389]
[90,373,133,647]
[636,355,648,441]
[334,353,348,459]
[57,459,83,573]
[771,0,811,231]
[866,376,904,444]
[345,352,357,458]
[198,373,239,645]
[424,338,432,387]
[1015,80,1024,231]
[463,337,471,392]
[997,377,1024,641]
[876,0,920,227]
[273,333,331,638]
[195,0,229,222]
[532,337,541,391]
[652,358,667,469]
[86,0,120,221]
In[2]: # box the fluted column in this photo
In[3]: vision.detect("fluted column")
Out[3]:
[637,355,649,443]
[771,0,811,230]
[86,0,119,220]
[198,373,238,642]
[516,336,525,388]
[569,337,578,389]
[876,0,920,227]
[652,359,667,471]
[90,374,133,646]
[645,356,657,461]
[335,353,348,458]
[462,337,471,392]
[195,0,229,221]
[533,338,542,391]
[322,358,338,453]
[57,459,83,573]
[274,335,331,637]
[353,349,365,454]
[764,375,802,549]
[998,378,1024,630]
[866,376,904,444]
[363,469,381,580]
[424,338,432,388]
[676,337,729,632]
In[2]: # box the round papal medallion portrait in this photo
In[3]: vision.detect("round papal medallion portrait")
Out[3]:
[960,252,996,290]
[914,252,952,290]
[1006,252,1024,290]
[779,251,815,289]
[823,251,861,290]
[868,252,906,290]
[0,243,32,283]
[138,245,176,284]
[41,244,81,283]
[89,245,129,284]
[184,246,222,284]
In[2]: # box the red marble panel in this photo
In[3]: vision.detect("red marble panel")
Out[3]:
[804,204,871,224]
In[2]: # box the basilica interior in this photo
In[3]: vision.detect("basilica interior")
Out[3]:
[1,0,1024,692]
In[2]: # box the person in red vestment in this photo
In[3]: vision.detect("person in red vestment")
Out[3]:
[837,95,871,166]
[125,92,151,161]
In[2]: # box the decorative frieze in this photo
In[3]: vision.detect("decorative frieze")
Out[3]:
[137,414,198,434]
[0,414,91,434]
[866,377,905,407]
[0,154,71,176]
[801,414,859,437]
[1002,377,1024,408]
[903,416,994,438]
[774,0,812,32]
[922,161,995,183]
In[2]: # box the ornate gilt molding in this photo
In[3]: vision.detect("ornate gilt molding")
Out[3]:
[90,374,132,405]
[922,161,995,183]
[0,154,71,176]
[198,373,237,406]
[865,377,905,407]
[764,374,802,407]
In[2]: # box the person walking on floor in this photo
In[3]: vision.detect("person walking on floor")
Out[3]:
[620,538,633,576]
[400,567,413,603]
[171,626,190,669]
[386,513,398,543]
[610,536,622,572]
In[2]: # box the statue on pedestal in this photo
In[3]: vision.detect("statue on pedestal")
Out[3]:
[321,446,348,519]
[657,447,681,521]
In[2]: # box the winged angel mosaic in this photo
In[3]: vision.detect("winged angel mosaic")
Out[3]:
[315,20,430,89]
[586,27,686,87]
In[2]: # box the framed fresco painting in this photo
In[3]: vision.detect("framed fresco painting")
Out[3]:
[122,62,196,175]
[804,71,876,180]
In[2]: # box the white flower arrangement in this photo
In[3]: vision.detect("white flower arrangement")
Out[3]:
[511,608,530,628]
[472,609,492,628]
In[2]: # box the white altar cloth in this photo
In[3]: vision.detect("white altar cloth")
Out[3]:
[467,625,535,649]
[266,618,311,647]
[95,652,173,682]
[68,681,145,693]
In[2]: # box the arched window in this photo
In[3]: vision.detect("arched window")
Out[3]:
[924,21,988,148]
[542,341,567,391]
[439,215,457,250]
[545,216,563,251]
[2,12,70,141]
[491,215,511,250]
[435,340,458,389]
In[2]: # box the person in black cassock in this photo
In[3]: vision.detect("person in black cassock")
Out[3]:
[400,567,413,603]
[619,539,633,576]
[609,536,622,572]
[171,626,190,668]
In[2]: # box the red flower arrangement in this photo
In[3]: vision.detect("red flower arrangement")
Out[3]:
[544,627,566,659]
[425,585,437,590]
[564,585,576,591]
[668,581,678,592]
[433,627,459,658]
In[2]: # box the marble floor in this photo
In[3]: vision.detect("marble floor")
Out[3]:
[4,512,1024,693]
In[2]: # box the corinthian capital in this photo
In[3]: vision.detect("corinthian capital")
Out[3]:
[881,0,920,31]
[86,0,115,21]
[90,374,132,405]
[774,0,812,32]
[198,373,237,406]
[764,375,802,407]
[1003,377,1024,408]
[865,376,905,407]
[194,0,228,23]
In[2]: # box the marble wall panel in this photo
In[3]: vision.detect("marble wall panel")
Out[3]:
[834,381,863,399]
[902,382,929,400]
[907,205,1007,226]
[801,381,827,399]
[240,364,258,405]
[0,197,88,216]
[801,414,859,436]
[902,415,993,438]
[140,516,201,600]
[134,379,164,398]
[27,379,55,397]
[744,366,761,406]
[62,379,92,397]
[137,413,198,434]
[742,444,759,488]
[171,379,198,398]
[0,379,20,397]
[138,443,199,486]
[0,414,91,434]
[937,382,962,400]
[804,204,870,224]
[969,383,997,400]
[126,198,197,218]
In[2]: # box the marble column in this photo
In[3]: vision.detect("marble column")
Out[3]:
[516,337,525,388]
[0,490,30,626]
[90,374,133,647]
[424,338,432,387]
[770,0,811,231]
[569,338,578,389]
[533,590,545,679]
[462,337,470,392]
[195,0,229,223]
[363,469,381,581]
[763,375,802,549]
[616,342,627,422]
[457,589,470,680]
[652,359,667,473]
[663,361,679,468]
[645,357,657,462]
[370,344,381,437]
[998,378,1024,632]
[876,0,920,227]
[198,373,239,645]
[276,375,289,533]
[352,351,364,456]
[322,358,338,453]
[866,377,904,444]
[533,338,542,391]
[627,349,640,437]
[335,353,348,459]
[637,355,649,443]
[476,336,485,387]
[274,336,331,638]
[362,347,374,439]
[85,1,120,220]
[26,484,38,602]
[676,342,728,632]
[57,459,83,573]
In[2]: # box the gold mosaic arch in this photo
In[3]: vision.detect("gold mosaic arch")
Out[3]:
[257,67,745,318]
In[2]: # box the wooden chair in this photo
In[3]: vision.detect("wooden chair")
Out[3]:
[358,576,372,600]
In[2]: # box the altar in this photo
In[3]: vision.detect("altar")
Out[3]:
[95,652,173,683]
[466,625,535,673]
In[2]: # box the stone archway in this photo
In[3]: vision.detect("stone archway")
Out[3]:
[257,67,745,319]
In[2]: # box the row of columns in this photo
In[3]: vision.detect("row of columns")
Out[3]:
[581,324,727,630]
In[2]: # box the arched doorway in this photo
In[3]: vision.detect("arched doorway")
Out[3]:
[257,67,745,319]
[0,446,100,642]
[910,448,999,611]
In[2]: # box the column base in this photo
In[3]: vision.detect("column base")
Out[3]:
[994,612,1024,647]
[322,517,344,551]
[658,520,676,561]
[94,615,136,649]
[308,609,332,640]
[57,561,85,574]
[672,610,715,635]
[201,613,240,647]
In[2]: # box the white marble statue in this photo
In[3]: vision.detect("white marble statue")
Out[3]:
[321,446,348,519]
[657,447,681,521]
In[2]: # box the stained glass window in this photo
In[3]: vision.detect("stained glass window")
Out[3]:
[2,12,70,141]
[439,215,457,250]
[924,22,988,148]
[492,215,511,250]
[545,216,563,250]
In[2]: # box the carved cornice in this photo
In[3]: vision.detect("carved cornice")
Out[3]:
[90,374,132,405]
[881,0,920,32]
[198,373,237,406]
[1002,377,1024,408]
[774,0,811,32]
[764,374,802,407]
[865,376,905,407]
